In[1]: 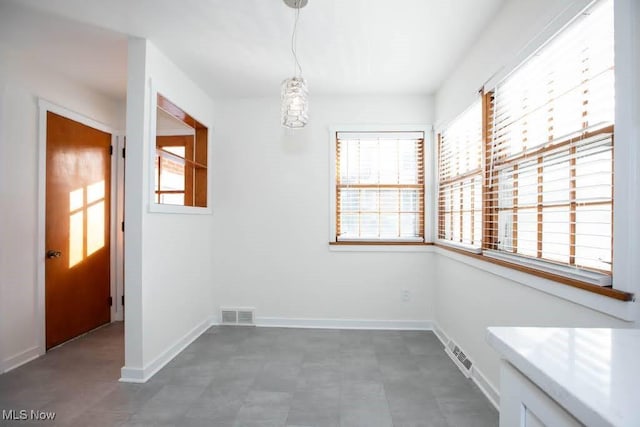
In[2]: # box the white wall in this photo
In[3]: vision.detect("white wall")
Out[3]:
[122,39,216,381]
[0,46,124,373]
[433,0,640,398]
[434,254,631,395]
[210,95,436,326]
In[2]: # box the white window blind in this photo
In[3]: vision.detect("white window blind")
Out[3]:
[485,0,614,277]
[438,99,483,249]
[335,131,425,241]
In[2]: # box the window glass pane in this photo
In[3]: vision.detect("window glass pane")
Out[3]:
[462,182,471,212]
[379,141,399,184]
[437,99,482,248]
[473,209,482,246]
[380,214,400,238]
[473,177,482,245]
[340,189,359,213]
[401,189,419,211]
[575,205,612,271]
[360,214,379,238]
[360,190,378,212]
[380,190,399,213]
[159,193,184,205]
[543,154,570,205]
[399,141,419,184]
[400,213,418,237]
[575,140,612,201]
[517,162,538,207]
[359,140,379,184]
[462,211,472,245]
[473,178,482,211]
[498,168,514,209]
[588,72,615,127]
[339,140,360,184]
[552,85,583,138]
[158,154,185,192]
[335,132,424,241]
[497,210,513,252]
[340,213,358,238]
[542,206,570,264]
[444,212,452,240]
[452,190,461,242]
[516,209,537,257]
[487,0,614,275]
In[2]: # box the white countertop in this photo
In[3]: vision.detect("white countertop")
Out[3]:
[487,327,640,427]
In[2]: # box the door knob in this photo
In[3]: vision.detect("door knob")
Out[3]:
[46,250,62,259]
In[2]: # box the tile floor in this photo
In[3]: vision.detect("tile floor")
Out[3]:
[0,323,498,426]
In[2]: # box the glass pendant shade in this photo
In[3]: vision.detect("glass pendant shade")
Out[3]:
[281,77,309,128]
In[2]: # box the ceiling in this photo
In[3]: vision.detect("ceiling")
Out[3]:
[0,0,504,100]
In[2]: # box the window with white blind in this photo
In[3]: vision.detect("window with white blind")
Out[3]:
[437,99,483,249]
[484,0,614,283]
[334,131,425,242]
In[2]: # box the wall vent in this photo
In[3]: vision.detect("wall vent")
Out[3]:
[445,339,473,377]
[221,310,237,324]
[237,310,253,324]
[220,307,255,325]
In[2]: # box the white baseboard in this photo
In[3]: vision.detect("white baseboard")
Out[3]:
[433,322,500,410]
[471,364,500,409]
[120,316,215,383]
[255,317,433,330]
[1,345,42,374]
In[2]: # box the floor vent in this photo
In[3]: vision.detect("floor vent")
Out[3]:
[220,307,255,325]
[445,340,473,377]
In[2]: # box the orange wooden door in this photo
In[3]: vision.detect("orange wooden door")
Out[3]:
[45,112,112,350]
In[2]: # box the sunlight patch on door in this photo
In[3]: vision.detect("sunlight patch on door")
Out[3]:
[68,180,106,268]
[69,211,84,268]
[69,188,83,211]
[87,202,105,256]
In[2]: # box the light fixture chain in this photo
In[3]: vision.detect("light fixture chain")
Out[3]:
[291,1,302,77]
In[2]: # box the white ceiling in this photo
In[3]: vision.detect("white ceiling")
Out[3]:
[0,0,504,100]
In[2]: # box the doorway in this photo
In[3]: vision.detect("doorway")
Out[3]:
[41,107,121,350]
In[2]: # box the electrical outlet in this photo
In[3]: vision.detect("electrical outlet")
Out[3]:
[402,289,410,302]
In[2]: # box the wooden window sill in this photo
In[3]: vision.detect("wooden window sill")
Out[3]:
[330,241,434,246]
[435,243,633,302]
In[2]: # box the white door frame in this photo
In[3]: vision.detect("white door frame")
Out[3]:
[36,99,124,355]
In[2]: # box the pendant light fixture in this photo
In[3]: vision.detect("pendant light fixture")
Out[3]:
[281,0,309,129]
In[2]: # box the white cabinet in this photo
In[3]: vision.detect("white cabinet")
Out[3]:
[499,361,583,427]
[487,327,640,427]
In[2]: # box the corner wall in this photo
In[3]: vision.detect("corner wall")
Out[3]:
[210,95,436,327]
[122,39,216,381]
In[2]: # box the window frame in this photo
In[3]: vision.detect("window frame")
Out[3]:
[329,124,434,249]
[433,0,635,309]
[480,0,615,284]
[148,82,213,215]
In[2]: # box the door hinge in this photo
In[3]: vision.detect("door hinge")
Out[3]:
[122,147,126,158]
[109,145,113,155]
[121,221,124,232]
[109,296,113,306]
[122,295,125,306]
